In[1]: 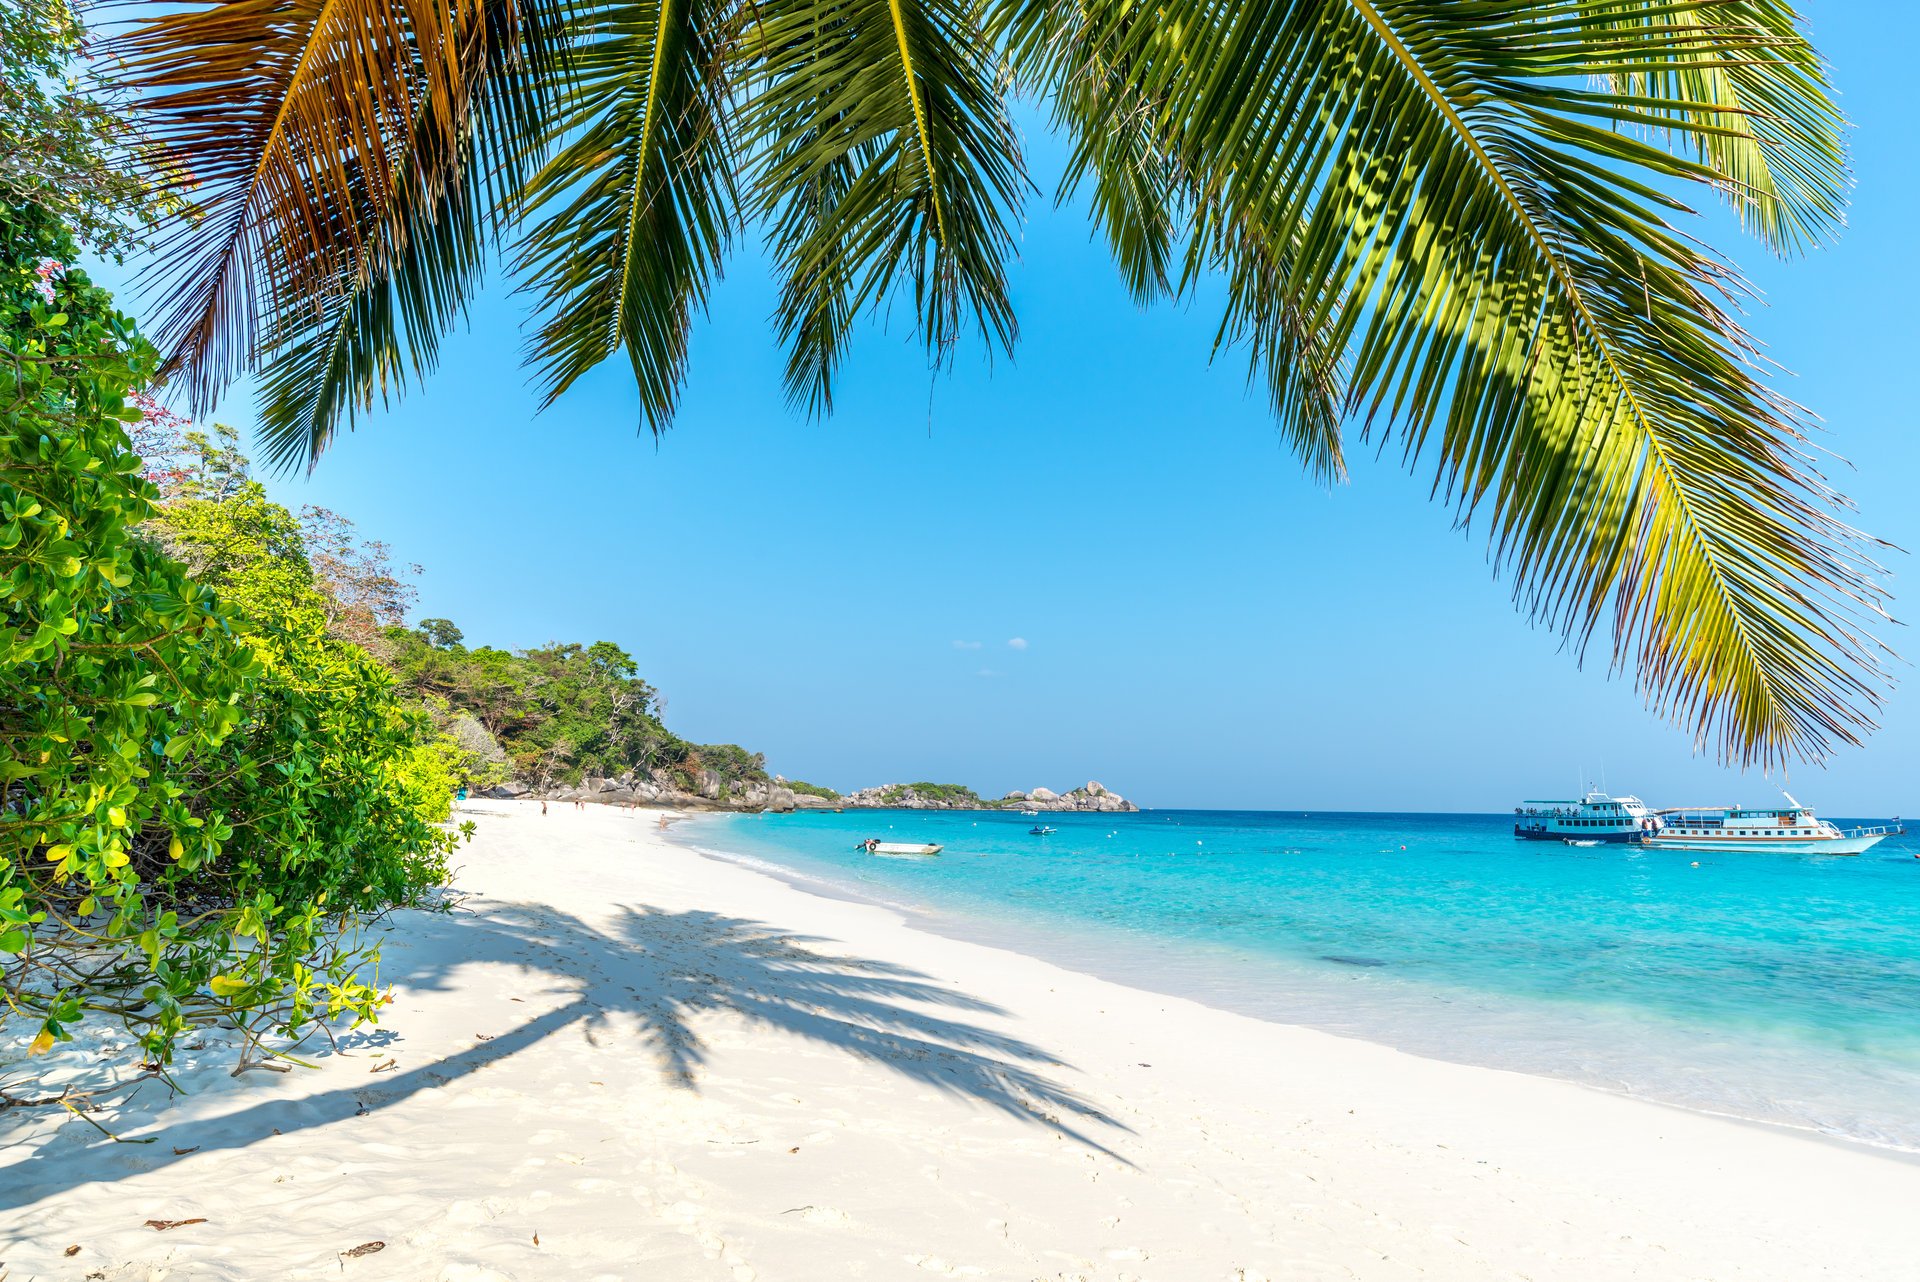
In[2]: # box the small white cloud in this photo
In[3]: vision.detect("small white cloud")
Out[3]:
[1006,637,1028,651]
[952,640,983,650]
[976,668,1002,679]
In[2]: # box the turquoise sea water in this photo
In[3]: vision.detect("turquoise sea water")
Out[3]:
[676,808,1920,1152]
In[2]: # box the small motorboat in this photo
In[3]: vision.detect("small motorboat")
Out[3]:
[1029,825,1057,836]
[1563,838,1601,848]
[858,839,941,857]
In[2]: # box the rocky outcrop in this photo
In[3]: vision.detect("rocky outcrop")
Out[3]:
[1049,781,1135,813]
[537,767,801,813]
[841,780,1137,812]
[502,771,1136,814]
[840,784,983,810]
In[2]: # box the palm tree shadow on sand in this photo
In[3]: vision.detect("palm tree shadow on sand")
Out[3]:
[7,897,1129,1208]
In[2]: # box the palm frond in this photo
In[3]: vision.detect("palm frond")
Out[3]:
[1003,0,1347,477]
[1201,207,1348,485]
[743,0,1026,411]
[1587,1,1848,253]
[250,126,488,474]
[104,0,485,413]
[249,0,569,471]
[514,0,737,427]
[999,0,1182,304]
[1012,0,1884,763]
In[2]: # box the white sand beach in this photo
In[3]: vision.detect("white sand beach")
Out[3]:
[7,800,1920,1281]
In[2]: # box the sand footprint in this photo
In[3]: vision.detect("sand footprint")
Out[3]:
[787,1205,853,1227]
[900,1255,990,1278]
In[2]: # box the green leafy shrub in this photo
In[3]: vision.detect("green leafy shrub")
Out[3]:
[691,743,769,787]
[1,203,456,1071]
[783,780,839,800]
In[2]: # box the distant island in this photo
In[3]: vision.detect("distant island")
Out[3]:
[406,619,1138,815]
[484,774,1138,815]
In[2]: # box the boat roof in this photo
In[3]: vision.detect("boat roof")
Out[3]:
[1521,794,1646,805]
[1654,805,1813,816]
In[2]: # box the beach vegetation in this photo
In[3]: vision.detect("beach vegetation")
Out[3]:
[418,617,464,649]
[783,780,839,800]
[0,203,460,1074]
[883,783,987,807]
[93,0,1889,768]
[0,1,155,255]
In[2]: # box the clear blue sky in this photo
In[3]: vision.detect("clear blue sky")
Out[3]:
[95,7,1919,813]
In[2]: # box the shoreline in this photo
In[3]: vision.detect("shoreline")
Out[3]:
[673,810,1920,1164]
[7,799,1920,1279]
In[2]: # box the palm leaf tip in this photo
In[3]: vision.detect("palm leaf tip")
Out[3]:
[106,0,571,465]
[746,0,1027,412]
[513,0,738,434]
[1025,0,1886,764]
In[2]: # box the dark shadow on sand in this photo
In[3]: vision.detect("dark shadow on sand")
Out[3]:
[6,897,1128,1208]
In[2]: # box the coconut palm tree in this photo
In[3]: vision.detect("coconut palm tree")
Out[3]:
[101,0,1887,765]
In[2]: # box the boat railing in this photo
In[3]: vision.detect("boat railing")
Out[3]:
[1844,823,1905,839]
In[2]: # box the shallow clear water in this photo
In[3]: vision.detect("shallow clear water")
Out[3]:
[677,808,1920,1152]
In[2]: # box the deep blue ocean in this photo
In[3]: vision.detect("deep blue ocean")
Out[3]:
[676,807,1920,1152]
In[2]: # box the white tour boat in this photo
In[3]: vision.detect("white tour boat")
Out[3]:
[1645,795,1901,856]
[1513,790,1662,844]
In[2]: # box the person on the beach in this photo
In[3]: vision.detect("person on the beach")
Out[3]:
[540,800,548,816]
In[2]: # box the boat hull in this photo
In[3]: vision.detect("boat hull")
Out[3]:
[1645,833,1887,857]
[1514,826,1644,844]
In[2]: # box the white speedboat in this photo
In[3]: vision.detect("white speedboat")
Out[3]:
[860,839,941,857]
[1646,795,1900,856]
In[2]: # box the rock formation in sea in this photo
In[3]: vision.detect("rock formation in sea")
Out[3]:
[508,768,804,814]
[839,781,1138,813]
[485,773,1137,814]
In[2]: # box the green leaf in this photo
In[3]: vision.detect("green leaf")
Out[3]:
[746,0,1027,411]
[515,0,738,429]
[1010,0,1883,765]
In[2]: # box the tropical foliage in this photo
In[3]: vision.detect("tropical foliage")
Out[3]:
[876,782,985,807]
[94,0,1888,767]
[0,203,461,1074]
[382,625,771,796]
[0,1,154,254]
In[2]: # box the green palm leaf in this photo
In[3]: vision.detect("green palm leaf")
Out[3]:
[1004,0,1183,305]
[743,0,1027,411]
[514,0,737,426]
[1012,0,1884,763]
[1004,0,1348,480]
[102,0,1889,767]
[1588,1,1847,253]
